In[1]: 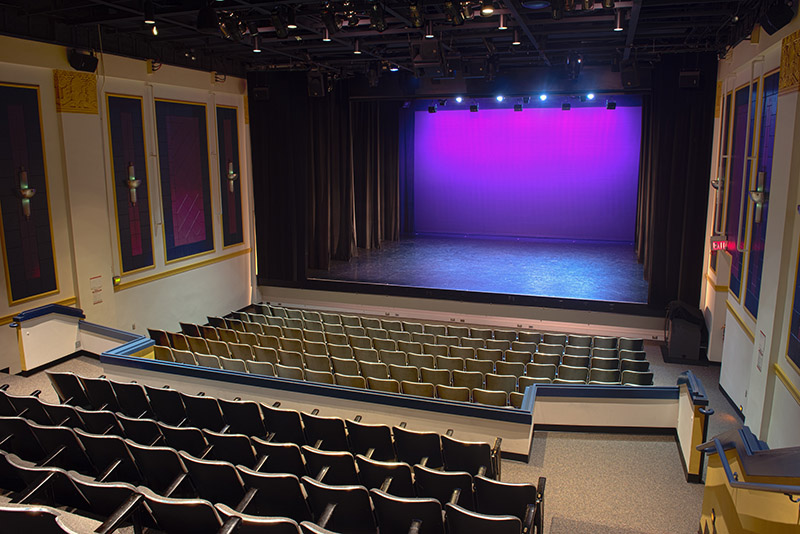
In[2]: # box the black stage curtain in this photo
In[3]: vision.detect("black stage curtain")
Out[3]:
[636,53,717,309]
[249,73,401,279]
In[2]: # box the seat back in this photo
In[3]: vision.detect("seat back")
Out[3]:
[413,464,473,509]
[46,372,90,408]
[302,413,349,451]
[109,381,153,418]
[444,502,521,534]
[301,477,377,534]
[218,398,267,437]
[179,451,245,507]
[139,486,222,533]
[202,429,257,467]
[143,385,187,426]
[370,489,445,534]
[180,393,226,432]
[356,455,414,497]
[392,426,442,468]
[474,474,538,521]
[156,422,208,457]
[442,434,496,479]
[261,404,306,445]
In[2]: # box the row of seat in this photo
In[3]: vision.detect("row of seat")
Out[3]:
[0,442,544,534]
[42,372,501,471]
[250,304,643,351]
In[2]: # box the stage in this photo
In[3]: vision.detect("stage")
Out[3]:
[307,234,649,306]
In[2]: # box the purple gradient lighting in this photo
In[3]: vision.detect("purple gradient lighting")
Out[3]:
[413,105,642,242]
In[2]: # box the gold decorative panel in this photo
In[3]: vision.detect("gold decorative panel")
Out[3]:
[779,29,800,95]
[714,80,722,118]
[53,70,98,114]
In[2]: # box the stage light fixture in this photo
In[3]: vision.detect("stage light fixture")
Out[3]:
[151,24,158,35]
[514,104,522,111]
[606,100,616,109]
[353,39,361,54]
[425,21,434,38]
[322,7,341,35]
[323,29,331,41]
[455,96,463,103]
[348,11,360,27]
[253,35,261,52]
[428,105,437,113]
[602,0,614,8]
[496,95,504,102]
[481,0,494,16]
[498,14,507,30]
[582,0,593,9]
[614,9,624,31]
[470,104,479,112]
[564,0,575,11]
[389,63,399,71]
[369,0,387,32]
[562,102,571,111]
[409,1,424,28]
[512,30,521,45]
[539,94,547,101]
[438,99,447,106]
[587,93,595,100]
[144,0,156,24]
[522,96,530,104]
[444,0,465,25]
[271,8,290,39]
[287,8,298,29]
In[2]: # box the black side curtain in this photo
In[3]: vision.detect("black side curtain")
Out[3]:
[248,73,401,279]
[635,53,717,310]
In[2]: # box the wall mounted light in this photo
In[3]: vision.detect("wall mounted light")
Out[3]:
[226,160,238,193]
[749,171,768,223]
[15,167,36,219]
[125,162,142,205]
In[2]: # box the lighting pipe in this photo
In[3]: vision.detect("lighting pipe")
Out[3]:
[712,76,732,237]
[736,57,764,253]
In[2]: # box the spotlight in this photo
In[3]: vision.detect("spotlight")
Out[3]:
[514,104,522,111]
[428,105,437,113]
[287,8,298,29]
[444,0,465,25]
[614,9,624,31]
[348,11,360,27]
[496,95,504,102]
[321,7,341,35]
[438,99,447,106]
[539,94,547,101]
[455,96,463,103]
[481,0,494,16]
[144,0,156,24]
[353,39,361,54]
[602,0,614,8]
[197,4,219,33]
[562,102,571,111]
[271,8,289,39]
[522,96,530,103]
[369,0,387,32]
[425,21,434,38]
[582,0,593,9]
[253,35,261,52]
[498,14,507,30]
[389,63,399,71]
[606,100,616,109]
[151,24,158,36]
[323,29,331,41]
[470,104,479,112]
[587,93,595,100]
[409,1,424,28]
[512,30,521,45]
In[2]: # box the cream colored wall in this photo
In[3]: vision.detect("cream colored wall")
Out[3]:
[0,35,254,373]
[703,20,800,445]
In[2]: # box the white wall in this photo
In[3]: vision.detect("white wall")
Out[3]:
[0,36,254,373]
[703,21,800,445]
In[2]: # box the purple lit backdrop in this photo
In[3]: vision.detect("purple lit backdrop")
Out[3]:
[414,106,642,241]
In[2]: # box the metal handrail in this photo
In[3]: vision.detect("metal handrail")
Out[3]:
[700,438,800,495]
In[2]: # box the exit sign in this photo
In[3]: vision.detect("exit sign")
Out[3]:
[710,236,727,251]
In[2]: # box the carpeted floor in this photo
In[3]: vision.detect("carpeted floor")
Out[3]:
[308,234,650,304]
[0,341,740,534]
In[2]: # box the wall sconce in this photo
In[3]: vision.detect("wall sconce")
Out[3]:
[227,160,238,192]
[749,171,768,223]
[125,162,142,205]
[15,167,36,219]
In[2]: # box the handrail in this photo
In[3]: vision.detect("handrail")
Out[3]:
[676,370,709,406]
[11,304,85,325]
[703,438,800,495]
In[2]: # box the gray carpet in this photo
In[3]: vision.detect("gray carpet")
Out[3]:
[0,341,741,534]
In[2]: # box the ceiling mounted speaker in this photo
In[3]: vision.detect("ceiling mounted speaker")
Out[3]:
[760,1,795,35]
[67,49,98,72]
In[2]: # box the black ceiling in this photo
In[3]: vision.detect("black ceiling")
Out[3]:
[0,0,773,79]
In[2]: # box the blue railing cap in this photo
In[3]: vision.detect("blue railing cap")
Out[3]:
[13,304,85,323]
[676,370,709,406]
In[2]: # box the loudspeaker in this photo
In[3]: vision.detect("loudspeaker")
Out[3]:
[251,86,270,101]
[667,318,701,361]
[620,61,639,89]
[760,2,795,35]
[68,49,98,73]
[307,71,326,97]
[679,70,701,89]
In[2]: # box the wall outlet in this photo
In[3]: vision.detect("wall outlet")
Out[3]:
[75,340,81,349]
[131,323,136,330]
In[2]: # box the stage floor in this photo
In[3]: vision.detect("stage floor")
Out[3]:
[308,235,649,304]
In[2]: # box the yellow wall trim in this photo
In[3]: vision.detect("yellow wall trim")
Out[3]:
[705,273,728,292]
[773,363,800,407]
[726,300,755,342]
[0,296,77,326]
[114,248,251,292]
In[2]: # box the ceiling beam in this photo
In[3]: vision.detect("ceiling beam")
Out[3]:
[623,0,642,61]
[505,0,550,66]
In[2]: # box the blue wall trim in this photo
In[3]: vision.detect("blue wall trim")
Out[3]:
[676,370,710,406]
[100,352,533,424]
[13,304,85,322]
[531,384,679,400]
[80,321,142,343]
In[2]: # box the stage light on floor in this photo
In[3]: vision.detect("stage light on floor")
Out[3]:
[470,104,479,112]
[606,100,616,109]
[428,105,437,113]
[539,94,547,101]
[496,95,504,102]
[562,102,571,111]
[587,93,595,100]
[455,96,463,103]
[514,104,523,112]
[522,96,530,104]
